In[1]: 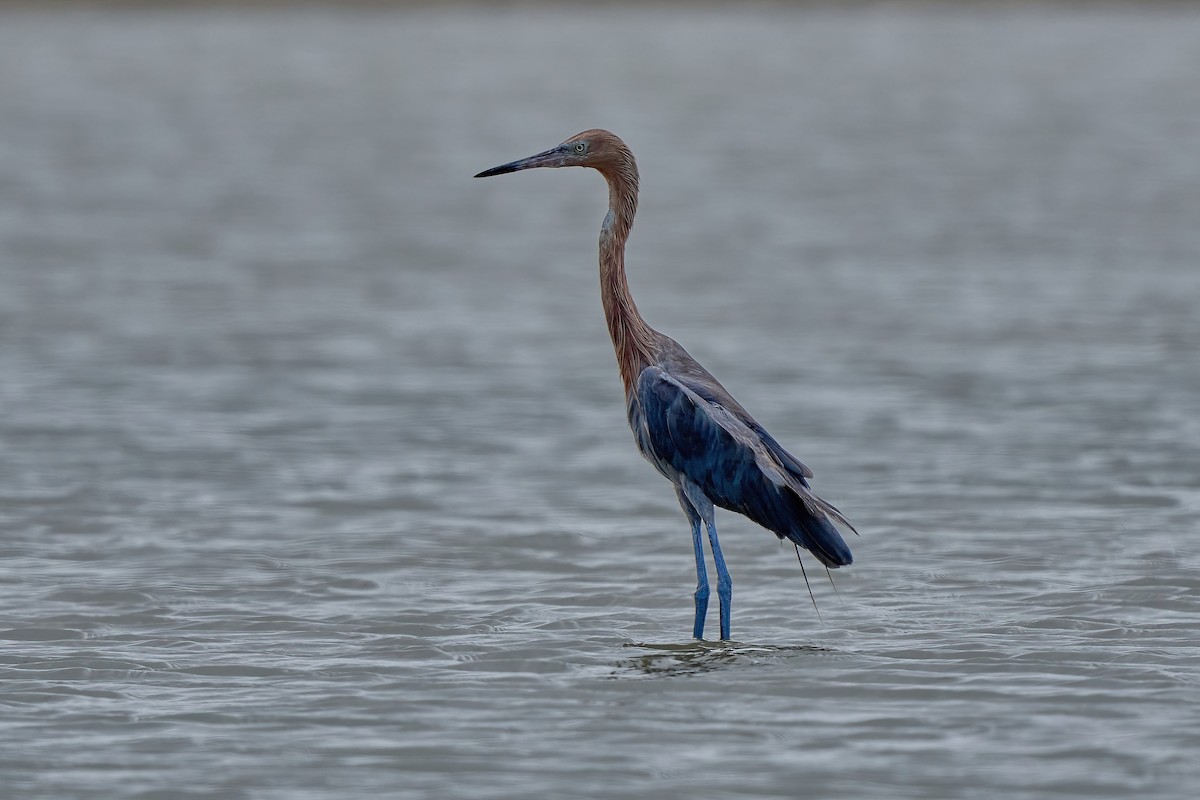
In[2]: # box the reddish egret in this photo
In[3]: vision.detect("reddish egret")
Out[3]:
[475,130,855,641]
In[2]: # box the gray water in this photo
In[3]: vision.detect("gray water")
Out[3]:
[2,4,1199,799]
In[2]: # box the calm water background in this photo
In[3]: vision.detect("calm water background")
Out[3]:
[2,4,1199,799]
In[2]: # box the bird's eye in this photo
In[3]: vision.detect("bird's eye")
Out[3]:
[574,142,587,154]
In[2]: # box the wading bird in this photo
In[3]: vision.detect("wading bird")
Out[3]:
[475,130,855,640]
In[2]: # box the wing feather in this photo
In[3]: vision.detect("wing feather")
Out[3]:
[632,366,853,567]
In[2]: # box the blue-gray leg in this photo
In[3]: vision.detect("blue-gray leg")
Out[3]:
[706,514,732,641]
[680,479,732,640]
[676,486,709,640]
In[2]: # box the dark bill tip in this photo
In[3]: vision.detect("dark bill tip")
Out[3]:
[474,163,521,178]
[473,147,563,179]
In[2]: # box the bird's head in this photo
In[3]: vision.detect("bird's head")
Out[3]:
[474,129,633,178]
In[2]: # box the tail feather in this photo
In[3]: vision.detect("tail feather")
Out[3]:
[783,485,854,568]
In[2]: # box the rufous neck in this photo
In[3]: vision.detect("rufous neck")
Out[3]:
[598,163,654,392]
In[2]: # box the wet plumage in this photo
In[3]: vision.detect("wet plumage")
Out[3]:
[476,129,855,640]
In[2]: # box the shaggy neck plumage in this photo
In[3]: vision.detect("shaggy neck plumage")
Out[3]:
[597,160,655,393]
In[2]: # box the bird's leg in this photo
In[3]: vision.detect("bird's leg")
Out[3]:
[690,516,710,640]
[704,514,733,641]
[676,486,709,640]
[681,480,731,640]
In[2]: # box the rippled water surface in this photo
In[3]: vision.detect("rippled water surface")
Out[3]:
[2,5,1199,799]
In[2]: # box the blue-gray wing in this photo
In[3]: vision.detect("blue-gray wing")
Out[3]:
[632,366,853,567]
[653,346,817,485]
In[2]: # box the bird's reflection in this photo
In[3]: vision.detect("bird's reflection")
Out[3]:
[615,641,835,677]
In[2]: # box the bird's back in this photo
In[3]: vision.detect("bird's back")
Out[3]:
[627,333,853,568]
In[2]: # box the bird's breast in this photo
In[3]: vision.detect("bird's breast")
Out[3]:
[626,386,679,482]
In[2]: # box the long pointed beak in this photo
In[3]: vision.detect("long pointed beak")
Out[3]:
[474,146,564,178]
